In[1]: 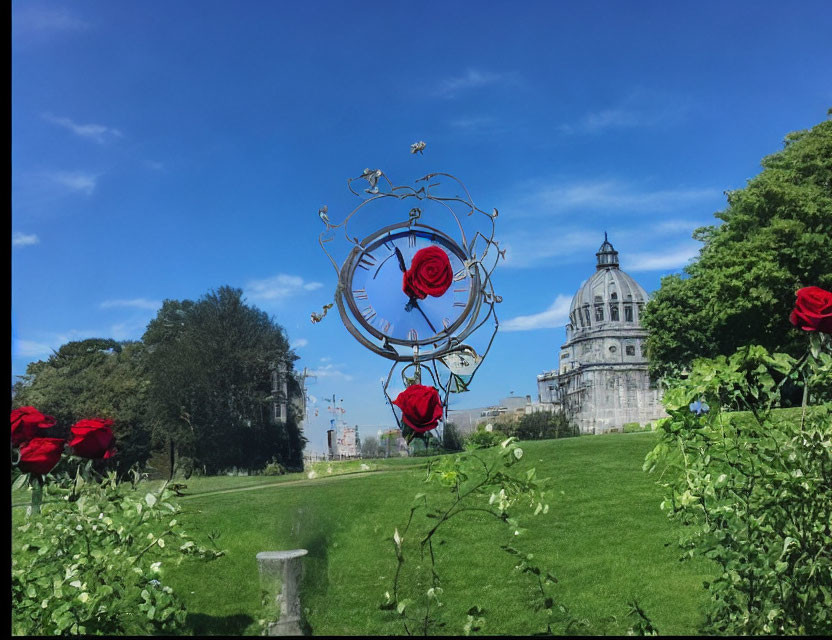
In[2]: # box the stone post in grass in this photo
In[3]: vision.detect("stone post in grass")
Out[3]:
[256,549,307,635]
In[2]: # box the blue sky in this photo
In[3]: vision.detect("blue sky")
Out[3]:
[12,0,832,453]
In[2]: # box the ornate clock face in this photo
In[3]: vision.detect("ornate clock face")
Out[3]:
[339,224,479,354]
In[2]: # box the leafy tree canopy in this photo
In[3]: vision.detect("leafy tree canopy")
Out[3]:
[143,286,306,474]
[643,115,832,379]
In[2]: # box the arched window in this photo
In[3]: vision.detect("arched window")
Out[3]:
[595,305,604,322]
[610,292,618,300]
[609,304,619,321]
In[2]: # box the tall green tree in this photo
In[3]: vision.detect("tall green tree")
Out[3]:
[143,286,306,475]
[643,115,832,379]
[12,339,152,473]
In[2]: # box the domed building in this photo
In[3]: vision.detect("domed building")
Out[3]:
[536,235,666,433]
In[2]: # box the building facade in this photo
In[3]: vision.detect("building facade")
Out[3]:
[537,236,666,433]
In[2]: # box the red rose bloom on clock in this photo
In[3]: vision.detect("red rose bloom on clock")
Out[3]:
[790,286,832,334]
[393,384,443,433]
[403,246,453,300]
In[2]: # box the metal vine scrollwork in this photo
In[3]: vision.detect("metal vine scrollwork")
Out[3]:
[314,147,504,441]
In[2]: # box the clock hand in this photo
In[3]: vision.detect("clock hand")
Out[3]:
[394,246,407,272]
[406,297,438,334]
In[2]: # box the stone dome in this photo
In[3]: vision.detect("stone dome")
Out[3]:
[567,236,648,332]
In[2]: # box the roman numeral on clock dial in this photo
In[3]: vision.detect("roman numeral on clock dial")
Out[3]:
[357,253,377,270]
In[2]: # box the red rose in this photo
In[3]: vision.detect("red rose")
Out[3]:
[402,246,453,300]
[18,437,65,475]
[790,286,832,334]
[393,384,443,433]
[69,418,115,459]
[11,406,57,447]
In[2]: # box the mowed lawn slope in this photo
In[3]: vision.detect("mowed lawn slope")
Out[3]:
[165,433,714,635]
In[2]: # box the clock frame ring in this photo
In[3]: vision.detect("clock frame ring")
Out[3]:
[335,220,484,362]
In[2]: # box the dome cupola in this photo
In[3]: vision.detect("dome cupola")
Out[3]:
[595,232,619,270]
[566,235,648,334]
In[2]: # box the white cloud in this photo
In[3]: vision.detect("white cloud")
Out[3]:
[245,274,323,303]
[14,339,55,359]
[291,338,309,349]
[559,89,688,135]
[530,180,719,214]
[306,363,354,382]
[43,114,123,144]
[627,244,700,272]
[14,329,114,362]
[501,229,599,269]
[49,171,98,195]
[436,69,518,98]
[14,7,90,36]
[501,295,572,332]
[12,232,40,247]
[109,319,149,341]
[100,298,161,310]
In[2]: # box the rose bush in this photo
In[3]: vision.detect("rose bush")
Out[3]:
[393,384,443,434]
[402,246,453,300]
[11,407,118,516]
[69,418,116,459]
[644,293,832,635]
[789,286,832,334]
[11,405,224,635]
[12,470,224,635]
[11,406,56,446]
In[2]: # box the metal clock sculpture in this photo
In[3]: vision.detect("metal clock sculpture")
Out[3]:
[315,145,504,442]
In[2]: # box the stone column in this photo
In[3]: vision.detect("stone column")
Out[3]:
[256,549,308,636]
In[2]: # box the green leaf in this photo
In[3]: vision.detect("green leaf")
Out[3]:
[13,473,30,491]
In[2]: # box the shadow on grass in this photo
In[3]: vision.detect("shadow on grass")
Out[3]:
[296,529,331,636]
[186,612,255,635]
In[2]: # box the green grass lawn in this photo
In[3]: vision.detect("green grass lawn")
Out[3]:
[159,432,714,636]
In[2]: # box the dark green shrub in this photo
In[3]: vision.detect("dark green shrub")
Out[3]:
[263,458,286,476]
[505,412,579,440]
[465,426,505,449]
[622,422,644,433]
[442,422,464,451]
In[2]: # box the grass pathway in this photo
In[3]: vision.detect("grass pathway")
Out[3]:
[173,466,417,500]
